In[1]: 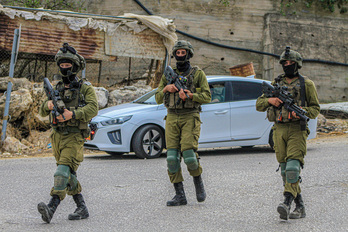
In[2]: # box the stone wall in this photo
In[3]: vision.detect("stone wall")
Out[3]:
[86,0,348,103]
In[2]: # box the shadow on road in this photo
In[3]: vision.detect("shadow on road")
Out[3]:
[85,152,167,160]
[86,145,276,160]
[198,146,274,157]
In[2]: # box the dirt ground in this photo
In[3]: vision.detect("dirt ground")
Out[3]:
[308,132,348,145]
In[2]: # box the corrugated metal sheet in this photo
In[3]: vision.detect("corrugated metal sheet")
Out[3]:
[0,14,113,61]
[0,10,167,61]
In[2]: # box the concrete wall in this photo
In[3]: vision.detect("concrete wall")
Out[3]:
[263,13,348,102]
[86,0,348,103]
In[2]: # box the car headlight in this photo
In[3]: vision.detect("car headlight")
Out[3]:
[100,115,132,126]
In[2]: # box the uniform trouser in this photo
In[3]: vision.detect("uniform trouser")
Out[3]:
[273,122,310,198]
[50,130,85,200]
[165,112,203,183]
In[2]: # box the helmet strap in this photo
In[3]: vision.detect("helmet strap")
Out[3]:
[59,65,78,84]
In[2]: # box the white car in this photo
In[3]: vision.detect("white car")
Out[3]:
[84,76,317,158]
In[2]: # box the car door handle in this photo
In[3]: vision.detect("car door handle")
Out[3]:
[214,110,228,115]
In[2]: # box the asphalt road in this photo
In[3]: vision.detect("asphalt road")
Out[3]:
[0,136,347,232]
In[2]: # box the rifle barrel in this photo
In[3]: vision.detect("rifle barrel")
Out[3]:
[262,81,309,122]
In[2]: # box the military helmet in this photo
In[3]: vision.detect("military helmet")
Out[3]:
[279,46,303,68]
[172,40,194,57]
[55,43,86,72]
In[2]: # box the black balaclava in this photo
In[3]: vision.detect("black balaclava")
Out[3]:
[58,59,78,84]
[175,51,192,73]
[282,62,299,79]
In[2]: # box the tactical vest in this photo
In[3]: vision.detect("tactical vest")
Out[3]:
[50,80,89,133]
[267,75,307,123]
[163,66,201,112]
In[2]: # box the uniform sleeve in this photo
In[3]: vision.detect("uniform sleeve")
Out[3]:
[256,80,277,112]
[155,74,167,104]
[256,94,270,112]
[192,70,211,104]
[39,99,50,117]
[303,79,320,119]
[74,85,98,122]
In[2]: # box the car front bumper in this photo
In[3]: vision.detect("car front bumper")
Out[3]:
[84,122,138,153]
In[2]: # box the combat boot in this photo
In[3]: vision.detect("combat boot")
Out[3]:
[289,194,306,219]
[37,195,61,223]
[68,194,89,220]
[277,192,294,220]
[193,175,206,202]
[167,182,187,206]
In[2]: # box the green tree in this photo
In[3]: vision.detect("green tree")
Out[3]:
[219,0,230,6]
[281,0,347,14]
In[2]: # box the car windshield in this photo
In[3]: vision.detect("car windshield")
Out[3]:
[133,89,157,104]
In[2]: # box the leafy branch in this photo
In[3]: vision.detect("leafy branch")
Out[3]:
[219,0,230,7]
[281,0,348,14]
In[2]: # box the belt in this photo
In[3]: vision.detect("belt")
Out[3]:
[54,126,81,134]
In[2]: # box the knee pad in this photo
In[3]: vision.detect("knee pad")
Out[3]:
[167,149,180,173]
[280,162,286,184]
[67,172,78,191]
[183,149,198,171]
[54,165,71,191]
[286,159,301,184]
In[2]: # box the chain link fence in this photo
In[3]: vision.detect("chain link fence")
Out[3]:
[0,49,160,87]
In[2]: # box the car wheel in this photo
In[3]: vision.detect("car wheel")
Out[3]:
[132,125,165,159]
[269,129,274,150]
[106,151,124,156]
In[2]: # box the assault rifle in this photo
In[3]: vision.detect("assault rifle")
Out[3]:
[262,81,309,122]
[164,66,190,105]
[43,77,66,123]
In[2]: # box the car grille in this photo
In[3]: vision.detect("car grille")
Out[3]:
[107,130,122,144]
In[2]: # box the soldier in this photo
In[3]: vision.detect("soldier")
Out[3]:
[155,40,211,206]
[37,43,98,223]
[256,47,320,220]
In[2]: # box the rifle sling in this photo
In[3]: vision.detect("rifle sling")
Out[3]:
[298,74,306,131]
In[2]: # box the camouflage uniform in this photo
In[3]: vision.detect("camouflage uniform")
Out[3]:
[39,80,98,198]
[256,47,320,220]
[156,67,211,182]
[37,43,98,223]
[156,40,211,206]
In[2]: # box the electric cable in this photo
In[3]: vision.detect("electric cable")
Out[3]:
[133,0,348,66]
